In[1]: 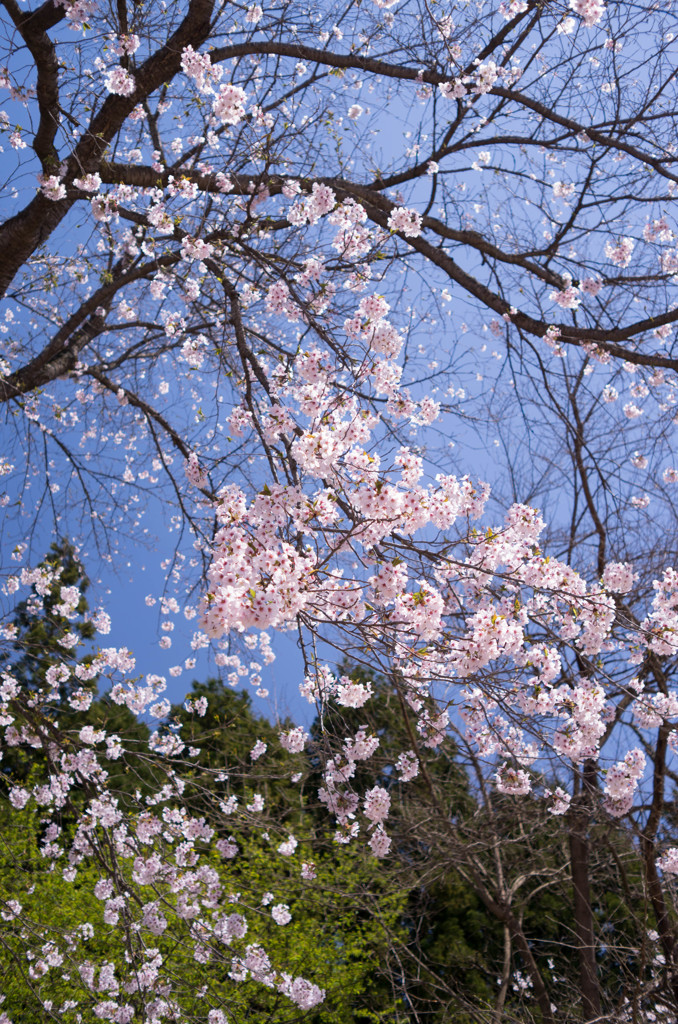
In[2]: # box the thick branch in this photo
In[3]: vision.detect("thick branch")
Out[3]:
[0,0,215,298]
[206,41,678,181]
[2,0,60,169]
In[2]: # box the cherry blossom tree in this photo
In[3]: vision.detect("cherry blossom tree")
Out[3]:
[3,0,678,1019]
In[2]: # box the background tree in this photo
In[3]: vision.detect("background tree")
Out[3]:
[0,631,408,1024]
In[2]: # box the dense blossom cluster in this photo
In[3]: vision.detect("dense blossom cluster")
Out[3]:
[193,418,678,853]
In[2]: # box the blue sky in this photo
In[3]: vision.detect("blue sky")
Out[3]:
[2,3,678,752]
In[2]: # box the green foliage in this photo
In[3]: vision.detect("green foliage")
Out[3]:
[0,804,123,1024]
[0,641,409,1024]
[3,538,96,698]
[0,540,98,794]
[0,782,407,1023]
[161,679,303,822]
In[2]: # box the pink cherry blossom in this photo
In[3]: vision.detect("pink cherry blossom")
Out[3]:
[387,206,423,237]
[212,83,248,125]
[104,66,136,96]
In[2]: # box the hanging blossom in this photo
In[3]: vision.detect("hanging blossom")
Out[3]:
[602,562,637,593]
[73,172,101,193]
[581,276,602,296]
[335,676,373,708]
[91,194,118,223]
[657,848,678,874]
[363,786,391,823]
[603,749,646,817]
[473,61,500,93]
[181,45,223,93]
[395,750,419,781]
[103,65,136,96]
[289,183,337,226]
[185,453,208,489]
[387,206,423,238]
[54,0,97,28]
[212,83,248,125]
[569,0,606,27]
[644,217,673,243]
[111,32,141,55]
[246,4,263,22]
[545,787,572,815]
[39,175,66,201]
[552,181,575,202]
[181,235,215,262]
[279,726,308,753]
[271,904,292,925]
[605,236,635,267]
[439,79,466,99]
[495,764,532,796]
[344,292,403,359]
[550,276,581,309]
[498,0,528,18]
